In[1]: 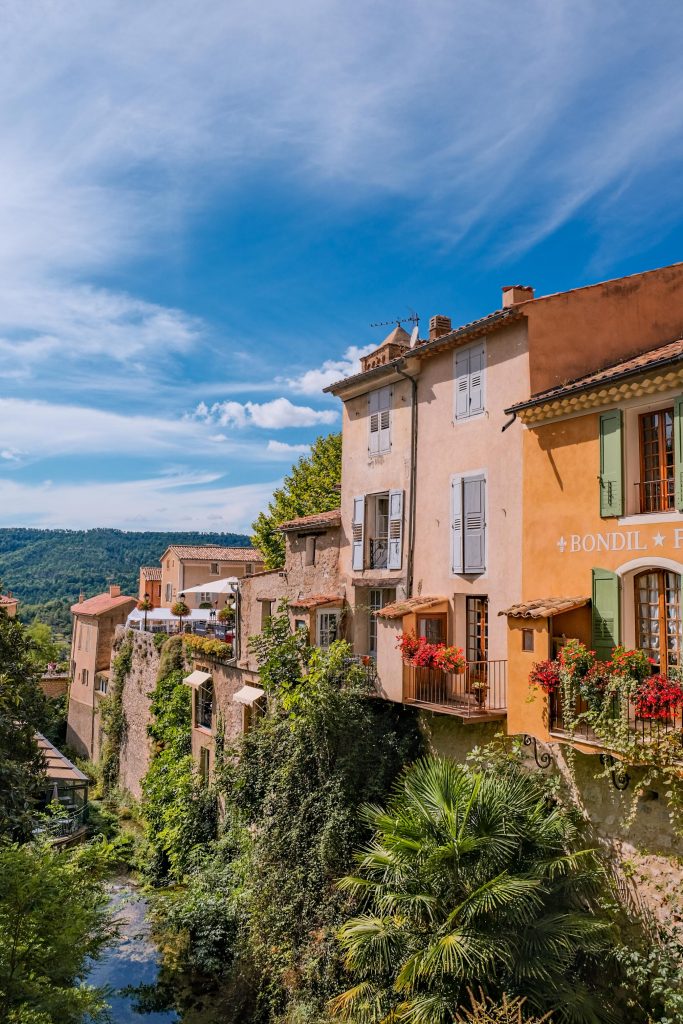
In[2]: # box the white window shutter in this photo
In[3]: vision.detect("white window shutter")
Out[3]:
[451,478,463,572]
[352,496,365,570]
[387,489,403,569]
[463,475,486,573]
[455,349,470,419]
[379,387,391,453]
[468,344,485,416]
[368,390,380,455]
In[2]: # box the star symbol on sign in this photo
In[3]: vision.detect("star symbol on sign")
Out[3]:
[557,536,567,553]
[653,532,665,547]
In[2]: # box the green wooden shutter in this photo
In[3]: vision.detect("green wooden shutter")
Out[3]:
[674,396,683,511]
[592,568,620,661]
[599,410,624,517]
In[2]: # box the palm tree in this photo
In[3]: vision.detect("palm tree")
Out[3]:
[331,757,617,1024]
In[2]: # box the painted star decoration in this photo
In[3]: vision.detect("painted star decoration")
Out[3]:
[653,532,665,547]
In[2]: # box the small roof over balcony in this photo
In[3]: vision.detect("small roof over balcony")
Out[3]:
[377,596,448,619]
[288,593,343,610]
[500,596,590,619]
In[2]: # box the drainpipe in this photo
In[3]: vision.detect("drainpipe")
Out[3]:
[395,361,418,598]
[502,411,517,432]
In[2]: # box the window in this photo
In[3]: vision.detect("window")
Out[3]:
[638,408,675,512]
[305,535,317,566]
[195,679,213,730]
[199,746,210,783]
[522,629,534,653]
[452,474,486,574]
[417,614,446,643]
[466,597,488,661]
[294,618,307,633]
[81,668,89,687]
[165,583,173,602]
[368,386,392,455]
[317,609,340,649]
[352,491,404,571]
[260,600,273,630]
[245,563,254,575]
[368,589,395,657]
[210,562,219,575]
[454,342,485,420]
[635,570,682,674]
[95,674,108,694]
[77,624,82,651]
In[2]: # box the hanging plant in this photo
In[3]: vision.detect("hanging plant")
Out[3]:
[171,599,190,618]
[605,646,653,683]
[396,632,465,673]
[633,674,683,721]
[528,659,561,695]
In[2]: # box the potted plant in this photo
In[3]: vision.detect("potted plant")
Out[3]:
[171,598,190,634]
[633,673,683,721]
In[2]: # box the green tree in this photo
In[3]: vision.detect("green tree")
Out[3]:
[251,432,341,568]
[25,622,66,671]
[0,842,113,1023]
[0,614,50,840]
[332,757,618,1024]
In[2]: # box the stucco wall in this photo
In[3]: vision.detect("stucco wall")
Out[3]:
[65,694,94,758]
[189,659,250,775]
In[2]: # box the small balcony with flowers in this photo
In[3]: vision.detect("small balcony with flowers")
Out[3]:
[373,596,507,721]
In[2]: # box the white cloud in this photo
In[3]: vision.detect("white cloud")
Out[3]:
[0,473,278,532]
[285,344,377,395]
[266,440,311,455]
[194,397,337,430]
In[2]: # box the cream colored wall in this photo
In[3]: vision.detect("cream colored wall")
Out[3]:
[375,618,403,701]
[412,321,529,664]
[160,555,263,608]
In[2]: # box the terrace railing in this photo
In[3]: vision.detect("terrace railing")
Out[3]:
[403,660,507,718]
[636,477,675,514]
[549,691,683,749]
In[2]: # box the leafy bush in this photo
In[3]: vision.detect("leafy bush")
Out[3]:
[183,634,233,660]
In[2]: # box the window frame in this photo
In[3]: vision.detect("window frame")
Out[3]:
[317,608,341,649]
[451,471,487,576]
[638,406,675,513]
[194,679,214,731]
[466,596,489,661]
[454,341,486,422]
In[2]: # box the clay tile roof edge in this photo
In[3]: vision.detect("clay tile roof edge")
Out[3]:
[499,597,590,619]
[279,508,342,532]
[377,595,448,619]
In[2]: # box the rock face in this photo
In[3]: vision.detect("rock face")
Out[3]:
[110,627,160,799]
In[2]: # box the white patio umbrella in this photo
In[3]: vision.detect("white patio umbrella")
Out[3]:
[182,577,239,595]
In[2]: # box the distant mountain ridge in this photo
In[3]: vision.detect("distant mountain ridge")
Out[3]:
[0,528,252,632]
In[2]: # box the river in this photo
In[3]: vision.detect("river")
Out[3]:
[87,878,179,1023]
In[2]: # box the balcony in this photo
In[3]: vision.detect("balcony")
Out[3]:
[402,660,507,720]
[369,538,388,569]
[549,691,683,749]
[636,477,674,514]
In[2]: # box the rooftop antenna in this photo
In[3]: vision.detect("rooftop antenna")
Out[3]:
[369,310,419,330]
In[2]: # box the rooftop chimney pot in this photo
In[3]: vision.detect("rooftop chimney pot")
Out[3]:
[429,315,452,341]
[502,285,534,308]
[109,584,121,598]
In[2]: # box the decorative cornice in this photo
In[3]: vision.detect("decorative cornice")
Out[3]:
[519,367,683,425]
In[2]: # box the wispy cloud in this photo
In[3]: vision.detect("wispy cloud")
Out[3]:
[285,344,376,395]
[193,398,337,430]
[266,440,311,455]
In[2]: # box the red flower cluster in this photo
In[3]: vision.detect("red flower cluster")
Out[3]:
[633,674,683,720]
[396,632,465,673]
[529,659,561,694]
[606,646,652,683]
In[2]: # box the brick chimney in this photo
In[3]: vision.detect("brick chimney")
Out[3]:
[502,285,534,307]
[429,315,452,340]
[109,584,121,598]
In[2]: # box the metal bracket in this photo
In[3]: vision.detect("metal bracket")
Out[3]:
[523,735,553,769]
[600,753,630,791]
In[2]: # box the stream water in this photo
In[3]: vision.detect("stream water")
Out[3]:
[87,878,179,1023]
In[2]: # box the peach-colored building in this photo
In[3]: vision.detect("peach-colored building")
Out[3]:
[138,566,162,607]
[0,592,18,618]
[66,585,137,759]
[159,544,264,609]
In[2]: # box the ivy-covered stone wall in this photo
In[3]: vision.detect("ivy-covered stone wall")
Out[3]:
[107,626,161,798]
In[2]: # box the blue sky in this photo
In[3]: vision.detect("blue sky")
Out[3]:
[2,0,683,532]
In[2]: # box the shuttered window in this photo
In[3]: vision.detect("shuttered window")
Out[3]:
[591,568,620,660]
[387,489,404,570]
[599,410,623,517]
[451,474,486,574]
[454,343,485,420]
[368,386,392,455]
[352,496,365,570]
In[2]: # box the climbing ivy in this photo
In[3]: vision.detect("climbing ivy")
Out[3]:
[99,633,133,796]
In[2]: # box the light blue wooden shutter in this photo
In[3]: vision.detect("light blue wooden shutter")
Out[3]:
[455,349,469,419]
[674,396,683,511]
[387,489,403,569]
[452,478,463,572]
[352,496,365,570]
[463,475,486,573]
[379,387,392,453]
[468,344,485,416]
[368,390,380,455]
[592,568,620,660]
[599,410,623,517]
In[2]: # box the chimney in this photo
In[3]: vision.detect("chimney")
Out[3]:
[109,584,121,598]
[79,591,85,603]
[429,315,452,341]
[502,285,534,308]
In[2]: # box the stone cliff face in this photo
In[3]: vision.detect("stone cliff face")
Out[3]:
[110,627,160,799]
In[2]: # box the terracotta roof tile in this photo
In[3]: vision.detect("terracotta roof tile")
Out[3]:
[165,545,262,562]
[377,595,448,619]
[507,338,683,413]
[71,593,137,616]
[288,593,343,610]
[0,594,17,605]
[35,732,89,783]
[500,597,590,619]
[140,566,162,580]
[279,509,341,532]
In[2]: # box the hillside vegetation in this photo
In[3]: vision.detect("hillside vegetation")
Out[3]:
[0,528,251,633]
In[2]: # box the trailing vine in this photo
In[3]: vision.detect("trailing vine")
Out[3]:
[99,632,133,795]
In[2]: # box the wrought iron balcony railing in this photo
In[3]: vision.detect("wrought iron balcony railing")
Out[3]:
[549,691,683,748]
[636,477,675,514]
[402,660,507,718]
[369,538,388,569]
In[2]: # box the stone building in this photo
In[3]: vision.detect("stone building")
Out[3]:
[66,585,136,759]
[158,544,264,609]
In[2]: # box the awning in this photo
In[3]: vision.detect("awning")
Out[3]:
[183,670,212,688]
[182,578,239,595]
[233,685,265,706]
[377,596,448,619]
[35,733,89,784]
[500,597,590,619]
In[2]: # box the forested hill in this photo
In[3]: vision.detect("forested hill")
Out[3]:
[0,528,251,633]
